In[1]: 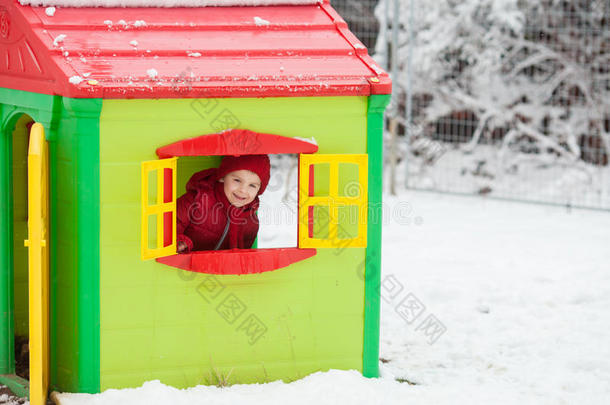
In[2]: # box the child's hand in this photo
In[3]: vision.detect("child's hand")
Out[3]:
[177,241,188,253]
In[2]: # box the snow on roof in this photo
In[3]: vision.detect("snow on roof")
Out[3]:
[19,0,319,7]
[2,1,390,98]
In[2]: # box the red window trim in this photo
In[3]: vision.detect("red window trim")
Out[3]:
[156,129,318,158]
[156,248,317,275]
[155,129,319,274]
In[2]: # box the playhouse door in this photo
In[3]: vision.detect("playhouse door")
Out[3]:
[24,123,49,405]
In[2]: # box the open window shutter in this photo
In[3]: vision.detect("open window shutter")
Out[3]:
[298,154,368,248]
[141,157,177,260]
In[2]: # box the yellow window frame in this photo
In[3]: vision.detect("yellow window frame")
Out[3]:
[141,157,177,260]
[298,153,368,248]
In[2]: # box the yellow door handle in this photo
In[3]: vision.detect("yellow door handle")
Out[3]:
[24,239,46,247]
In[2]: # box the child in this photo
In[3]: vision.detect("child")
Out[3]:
[176,154,270,253]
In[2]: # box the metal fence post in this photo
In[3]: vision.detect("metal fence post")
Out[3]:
[404,0,414,189]
[388,0,399,195]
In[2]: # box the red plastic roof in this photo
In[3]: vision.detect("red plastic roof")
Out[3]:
[0,0,391,99]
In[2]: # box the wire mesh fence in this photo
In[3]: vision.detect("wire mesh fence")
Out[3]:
[331,0,380,50]
[334,0,610,210]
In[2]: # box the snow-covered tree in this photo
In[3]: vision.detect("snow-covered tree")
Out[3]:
[376,0,609,193]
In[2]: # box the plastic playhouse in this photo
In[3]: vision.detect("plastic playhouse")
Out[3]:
[0,0,391,403]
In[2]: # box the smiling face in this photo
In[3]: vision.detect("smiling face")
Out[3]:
[220,169,262,208]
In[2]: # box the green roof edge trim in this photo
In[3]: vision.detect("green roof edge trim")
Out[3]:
[363,94,390,378]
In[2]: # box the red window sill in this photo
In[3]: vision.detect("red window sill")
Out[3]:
[156,247,317,275]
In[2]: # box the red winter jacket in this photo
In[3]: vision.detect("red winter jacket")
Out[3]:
[176,168,260,252]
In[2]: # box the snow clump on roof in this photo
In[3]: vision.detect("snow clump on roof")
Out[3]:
[253,16,270,26]
[69,76,84,84]
[147,68,158,79]
[52,34,66,47]
[45,6,56,15]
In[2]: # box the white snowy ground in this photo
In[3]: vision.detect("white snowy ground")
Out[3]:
[47,184,610,405]
[377,191,610,404]
[406,144,610,211]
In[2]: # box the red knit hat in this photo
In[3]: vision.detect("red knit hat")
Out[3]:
[216,154,271,194]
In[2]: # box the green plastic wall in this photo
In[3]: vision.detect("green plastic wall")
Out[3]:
[0,88,101,393]
[99,96,368,389]
[0,89,57,376]
[52,98,102,393]
[362,94,391,377]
